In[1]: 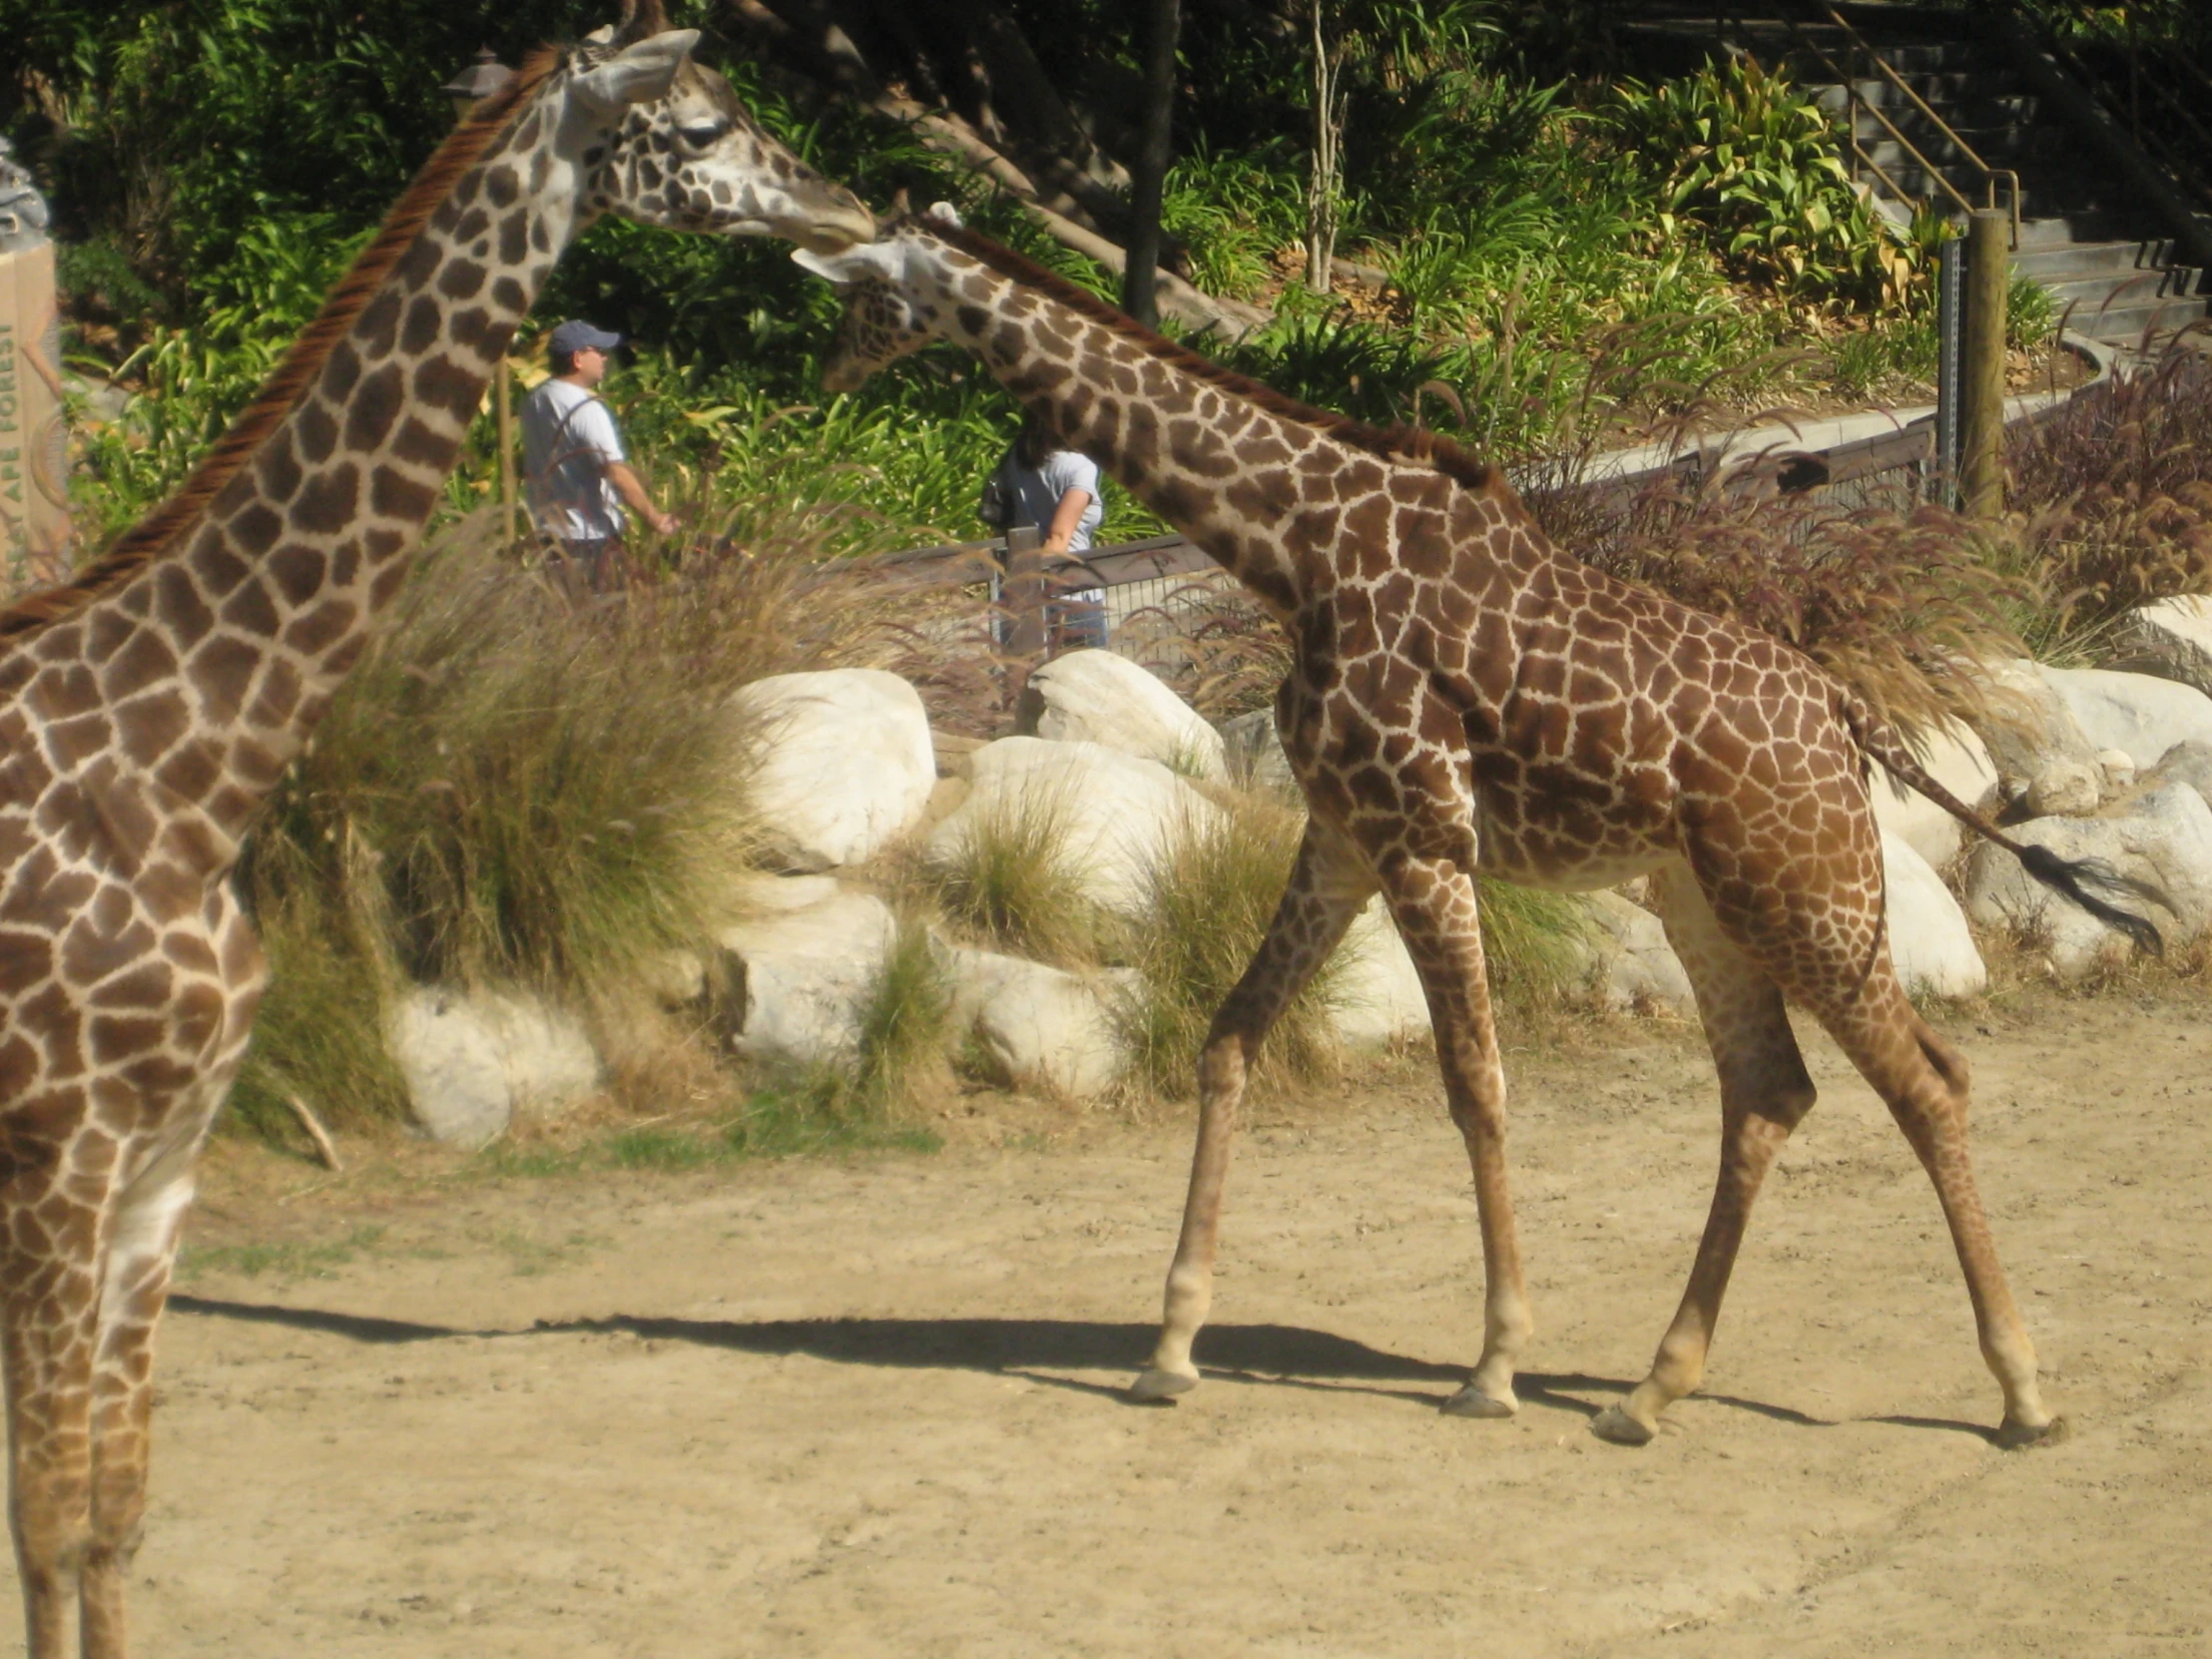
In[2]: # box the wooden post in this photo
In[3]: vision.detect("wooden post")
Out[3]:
[1960,209,2009,519]
[495,356,517,543]
[0,237,70,595]
[1001,523,1047,710]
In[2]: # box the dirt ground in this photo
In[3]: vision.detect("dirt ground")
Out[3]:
[29,986,2212,1657]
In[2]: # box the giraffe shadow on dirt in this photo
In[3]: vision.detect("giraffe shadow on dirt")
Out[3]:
[170,1296,1992,1438]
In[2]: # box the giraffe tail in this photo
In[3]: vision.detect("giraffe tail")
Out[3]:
[1836,690,2166,958]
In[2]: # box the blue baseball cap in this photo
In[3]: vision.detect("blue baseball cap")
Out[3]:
[548,319,622,357]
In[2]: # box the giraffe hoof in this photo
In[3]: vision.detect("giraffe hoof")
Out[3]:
[1994,1413,2070,1450]
[1590,1404,1657,1447]
[1440,1383,1517,1419]
[1128,1367,1200,1403]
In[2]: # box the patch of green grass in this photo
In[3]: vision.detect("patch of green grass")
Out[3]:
[472,1081,942,1182]
[178,1224,389,1283]
[852,917,953,1107]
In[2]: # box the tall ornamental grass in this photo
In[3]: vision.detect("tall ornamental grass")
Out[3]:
[228,501,920,1141]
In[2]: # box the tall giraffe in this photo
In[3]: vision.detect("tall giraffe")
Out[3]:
[0,10,870,1656]
[796,211,2157,1450]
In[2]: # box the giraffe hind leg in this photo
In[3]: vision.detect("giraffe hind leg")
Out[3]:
[1132,826,1374,1401]
[1811,977,2061,1447]
[1594,864,1817,1445]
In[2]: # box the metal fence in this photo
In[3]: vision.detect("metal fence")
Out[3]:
[859,380,2109,686]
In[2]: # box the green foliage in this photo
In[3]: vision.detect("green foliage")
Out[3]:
[1612,56,1903,307]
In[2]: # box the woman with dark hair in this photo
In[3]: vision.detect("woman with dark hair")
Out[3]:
[979,406,1108,648]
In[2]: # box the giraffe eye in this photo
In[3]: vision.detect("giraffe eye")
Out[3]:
[678,121,730,148]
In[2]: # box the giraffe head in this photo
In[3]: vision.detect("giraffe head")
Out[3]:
[567,1,874,253]
[792,207,964,389]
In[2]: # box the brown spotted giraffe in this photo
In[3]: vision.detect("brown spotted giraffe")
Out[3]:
[0,9,869,1656]
[797,210,2157,1451]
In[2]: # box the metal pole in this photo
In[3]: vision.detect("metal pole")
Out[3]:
[1935,229,1965,508]
[1002,523,1047,710]
[1960,209,2009,519]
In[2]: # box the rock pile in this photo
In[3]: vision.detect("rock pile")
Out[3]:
[390,599,2212,1139]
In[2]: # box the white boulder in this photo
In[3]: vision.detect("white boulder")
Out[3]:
[2116,594,2212,698]
[1221,706,1298,797]
[2024,759,2101,820]
[724,669,936,870]
[924,737,1223,918]
[1329,897,1432,1045]
[1867,718,1999,867]
[1969,659,2102,803]
[939,944,1130,1098]
[387,986,603,1148]
[1964,782,2212,979]
[1015,649,1227,779]
[1580,889,1697,1016]
[2148,738,2212,811]
[714,874,898,1067]
[1881,830,1986,998]
[2036,664,2212,773]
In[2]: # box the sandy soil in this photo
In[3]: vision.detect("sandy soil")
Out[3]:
[28,988,2212,1657]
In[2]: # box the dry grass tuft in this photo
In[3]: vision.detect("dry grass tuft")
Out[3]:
[234,505,929,1145]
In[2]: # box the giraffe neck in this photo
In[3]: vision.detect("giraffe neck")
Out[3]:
[915,246,1395,619]
[6,71,588,867]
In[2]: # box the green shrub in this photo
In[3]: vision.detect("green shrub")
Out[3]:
[1612,56,1904,308]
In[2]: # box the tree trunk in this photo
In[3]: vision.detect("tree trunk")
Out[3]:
[1304,0,1344,293]
[1122,0,1182,326]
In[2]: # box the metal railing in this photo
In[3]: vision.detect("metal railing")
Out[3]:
[1999,0,2212,222]
[1787,4,2020,246]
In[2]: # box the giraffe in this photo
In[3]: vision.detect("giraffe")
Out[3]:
[0,9,870,1656]
[795,209,2159,1452]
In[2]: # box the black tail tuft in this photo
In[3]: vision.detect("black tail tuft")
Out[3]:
[2017,843,2167,957]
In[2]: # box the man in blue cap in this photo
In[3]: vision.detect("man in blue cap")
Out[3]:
[520,318,677,594]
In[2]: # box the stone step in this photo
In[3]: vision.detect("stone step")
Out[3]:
[2010,238,2183,279]
[2040,267,2202,312]
[2061,292,2210,343]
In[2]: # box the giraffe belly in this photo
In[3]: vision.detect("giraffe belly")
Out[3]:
[1469,803,1677,892]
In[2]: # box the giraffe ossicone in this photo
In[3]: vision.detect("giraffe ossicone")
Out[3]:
[797,212,2158,1451]
[0,6,870,1655]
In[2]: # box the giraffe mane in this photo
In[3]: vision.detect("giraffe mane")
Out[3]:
[916,216,1518,503]
[0,46,565,648]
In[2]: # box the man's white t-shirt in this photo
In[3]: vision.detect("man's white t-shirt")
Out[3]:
[521,377,626,540]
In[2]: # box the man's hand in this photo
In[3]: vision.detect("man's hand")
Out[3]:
[648,508,678,536]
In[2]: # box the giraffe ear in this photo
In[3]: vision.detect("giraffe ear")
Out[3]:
[572,29,700,112]
[792,242,901,286]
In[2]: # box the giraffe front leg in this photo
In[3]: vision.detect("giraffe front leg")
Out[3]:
[1131,827,1373,1401]
[2,1246,104,1659]
[81,1141,201,1659]
[1376,855,1532,1420]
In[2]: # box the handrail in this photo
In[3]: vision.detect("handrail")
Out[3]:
[1787,4,2020,248]
[1999,0,2212,219]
